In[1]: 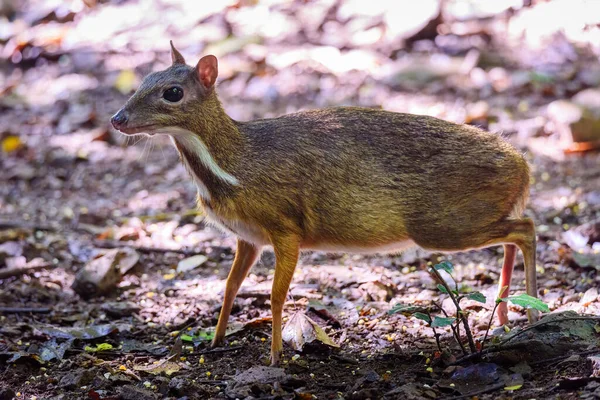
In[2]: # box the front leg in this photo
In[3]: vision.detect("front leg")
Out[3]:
[212,239,261,347]
[269,234,300,366]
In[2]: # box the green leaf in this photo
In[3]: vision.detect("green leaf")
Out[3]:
[436,284,449,294]
[414,312,431,324]
[388,304,422,315]
[433,261,453,274]
[501,294,549,312]
[504,384,523,391]
[431,317,455,327]
[467,292,487,304]
[84,343,114,353]
[180,331,214,342]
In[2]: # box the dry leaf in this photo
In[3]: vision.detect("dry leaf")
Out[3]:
[2,135,22,153]
[177,254,208,273]
[133,355,183,376]
[282,311,339,351]
[134,360,181,376]
[114,70,137,94]
[71,248,139,297]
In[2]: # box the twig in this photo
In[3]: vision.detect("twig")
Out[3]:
[430,266,476,353]
[433,300,467,356]
[93,239,200,256]
[425,309,443,353]
[479,300,501,355]
[431,325,442,354]
[0,307,51,314]
[201,345,243,355]
[0,263,51,279]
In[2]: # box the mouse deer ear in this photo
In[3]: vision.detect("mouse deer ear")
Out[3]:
[196,55,218,89]
[170,40,186,65]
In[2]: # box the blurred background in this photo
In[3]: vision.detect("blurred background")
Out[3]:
[1,1,600,398]
[2,0,600,236]
[2,0,600,221]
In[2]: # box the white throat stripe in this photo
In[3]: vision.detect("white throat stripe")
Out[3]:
[163,127,239,201]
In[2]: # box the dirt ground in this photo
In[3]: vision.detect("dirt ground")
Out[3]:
[1,1,600,399]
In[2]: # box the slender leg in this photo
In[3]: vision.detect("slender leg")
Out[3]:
[211,239,261,347]
[516,218,538,323]
[269,234,300,366]
[496,244,517,325]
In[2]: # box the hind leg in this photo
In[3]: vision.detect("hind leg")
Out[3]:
[496,244,517,325]
[516,219,538,323]
[415,218,538,324]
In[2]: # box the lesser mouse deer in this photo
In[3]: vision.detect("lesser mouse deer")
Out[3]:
[111,42,538,365]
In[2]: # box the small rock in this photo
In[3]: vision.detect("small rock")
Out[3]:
[568,219,600,246]
[547,89,600,151]
[384,383,426,399]
[588,356,600,378]
[101,301,141,318]
[0,388,15,400]
[348,388,381,400]
[119,385,160,400]
[169,377,191,397]
[359,281,394,302]
[573,88,600,112]
[563,293,581,304]
[59,370,94,390]
[578,66,600,87]
[226,366,287,399]
[580,288,599,307]
[351,369,381,392]
[465,101,490,124]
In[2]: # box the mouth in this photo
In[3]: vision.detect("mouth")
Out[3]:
[115,125,159,135]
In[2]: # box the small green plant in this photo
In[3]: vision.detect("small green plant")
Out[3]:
[389,261,549,356]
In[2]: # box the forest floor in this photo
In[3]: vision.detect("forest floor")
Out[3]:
[1,1,600,399]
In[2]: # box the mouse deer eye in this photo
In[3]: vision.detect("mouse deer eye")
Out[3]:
[163,86,183,102]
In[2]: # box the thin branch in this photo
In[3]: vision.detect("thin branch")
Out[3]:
[426,310,443,353]
[433,300,467,356]
[201,345,243,355]
[430,267,476,353]
[0,307,51,314]
[479,300,501,355]
[93,239,200,256]
[0,263,52,279]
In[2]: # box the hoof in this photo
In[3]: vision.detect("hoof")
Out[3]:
[496,302,509,326]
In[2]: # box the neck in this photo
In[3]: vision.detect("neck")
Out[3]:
[166,93,243,203]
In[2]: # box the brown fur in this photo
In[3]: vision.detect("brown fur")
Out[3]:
[112,44,538,365]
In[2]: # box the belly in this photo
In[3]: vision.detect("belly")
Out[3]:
[203,207,270,246]
[302,239,415,254]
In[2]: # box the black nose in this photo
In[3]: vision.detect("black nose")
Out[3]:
[111,110,128,130]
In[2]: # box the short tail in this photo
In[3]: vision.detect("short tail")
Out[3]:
[510,156,530,219]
